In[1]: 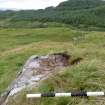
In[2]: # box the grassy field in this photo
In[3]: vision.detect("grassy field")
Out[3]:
[0,27,105,105]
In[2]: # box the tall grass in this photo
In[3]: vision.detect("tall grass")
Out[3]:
[0,27,105,105]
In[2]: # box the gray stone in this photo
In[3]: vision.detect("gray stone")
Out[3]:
[0,52,70,105]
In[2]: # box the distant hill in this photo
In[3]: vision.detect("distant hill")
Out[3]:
[0,0,105,28]
[56,0,105,10]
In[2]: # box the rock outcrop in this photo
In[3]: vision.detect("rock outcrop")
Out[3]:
[0,52,70,105]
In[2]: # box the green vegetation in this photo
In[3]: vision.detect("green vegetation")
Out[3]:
[0,0,105,28]
[0,27,84,94]
[0,27,105,105]
[0,0,105,105]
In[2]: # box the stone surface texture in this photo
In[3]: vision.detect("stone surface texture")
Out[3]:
[0,52,70,105]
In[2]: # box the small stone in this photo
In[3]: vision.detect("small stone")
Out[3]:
[30,75,42,82]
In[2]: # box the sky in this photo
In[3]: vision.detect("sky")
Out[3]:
[0,0,67,10]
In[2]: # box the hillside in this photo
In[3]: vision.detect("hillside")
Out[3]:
[0,27,105,105]
[0,0,105,28]
[0,0,105,105]
[56,0,105,10]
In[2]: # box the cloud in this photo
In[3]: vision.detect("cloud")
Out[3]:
[0,0,67,10]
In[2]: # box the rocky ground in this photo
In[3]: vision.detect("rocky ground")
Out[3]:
[0,52,70,105]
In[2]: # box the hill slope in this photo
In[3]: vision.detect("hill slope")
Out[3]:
[0,0,105,28]
[0,0,105,105]
[56,0,105,10]
[0,27,105,105]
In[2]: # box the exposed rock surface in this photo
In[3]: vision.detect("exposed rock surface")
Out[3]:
[0,52,70,105]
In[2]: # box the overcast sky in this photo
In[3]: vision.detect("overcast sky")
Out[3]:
[0,0,67,10]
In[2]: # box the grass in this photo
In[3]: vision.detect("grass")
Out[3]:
[0,26,105,105]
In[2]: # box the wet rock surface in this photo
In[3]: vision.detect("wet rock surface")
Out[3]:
[0,52,70,105]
